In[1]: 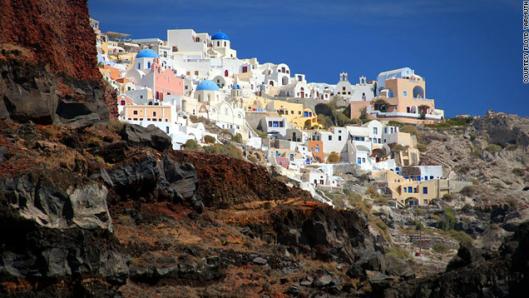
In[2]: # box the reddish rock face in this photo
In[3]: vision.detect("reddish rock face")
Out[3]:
[0,0,99,81]
[0,0,117,123]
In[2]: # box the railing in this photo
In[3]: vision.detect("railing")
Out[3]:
[369,109,443,120]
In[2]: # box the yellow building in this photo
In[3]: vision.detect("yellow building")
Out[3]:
[267,100,321,129]
[382,171,450,206]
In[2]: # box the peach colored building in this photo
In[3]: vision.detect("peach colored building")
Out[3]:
[351,68,444,124]
[123,105,172,123]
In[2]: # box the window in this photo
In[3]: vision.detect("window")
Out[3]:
[338,136,342,141]
[133,110,138,115]
[373,127,378,134]
[166,127,169,133]
[430,176,434,180]
[408,186,413,193]
[403,187,407,193]
[328,135,332,141]
[153,111,157,116]
[403,90,408,97]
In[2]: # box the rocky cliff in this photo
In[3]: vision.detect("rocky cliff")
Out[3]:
[0,119,405,297]
[0,0,116,125]
[385,222,529,298]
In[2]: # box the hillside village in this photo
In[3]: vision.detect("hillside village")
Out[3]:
[91,19,469,208]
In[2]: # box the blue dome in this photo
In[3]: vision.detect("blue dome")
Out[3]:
[211,32,230,41]
[196,80,220,91]
[136,49,159,59]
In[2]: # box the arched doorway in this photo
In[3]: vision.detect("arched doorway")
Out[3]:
[374,99,389,112]
[413,86,424,99]
[405,197,419,207]
[418,105,430,119]
[282,76,289,86]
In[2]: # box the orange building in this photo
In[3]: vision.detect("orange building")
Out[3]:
[308,140,324,163]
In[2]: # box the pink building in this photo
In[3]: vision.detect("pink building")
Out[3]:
[151,59,184,100]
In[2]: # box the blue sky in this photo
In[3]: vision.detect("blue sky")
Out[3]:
[88,0,528,117]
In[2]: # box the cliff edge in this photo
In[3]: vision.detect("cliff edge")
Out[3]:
[0,0,116,125]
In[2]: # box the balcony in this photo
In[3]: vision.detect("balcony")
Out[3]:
[368,108,443,120]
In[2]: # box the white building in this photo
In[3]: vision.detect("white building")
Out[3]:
[335,72,375,102]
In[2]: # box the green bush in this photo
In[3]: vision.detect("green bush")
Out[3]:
[326,151,340,163]
[183,139,200,150]
[231,133,243,143]
[400,125,418,135]
[359,107,369,123]
[438,207,456,230]
[204,143,242,159]
[432,243,449,254]
[386,246,411,260]
[317,114,334,128]
[203,135,216,144]
[447,230,473,245]
[387,121,404,127]
[416,143,427,152]
[427,117,473,129]
[485,144,502,153]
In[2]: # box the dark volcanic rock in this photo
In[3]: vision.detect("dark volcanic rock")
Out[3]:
[271,205,391,270]
[120,123,172,151]
[107,153,201,210]
[385,222,529,298]
[0,170,127,296]
[172,150,311,208]
[0,0,116,124]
